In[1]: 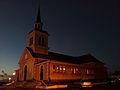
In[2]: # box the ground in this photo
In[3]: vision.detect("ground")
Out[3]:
[0,80,120,90]
[0,87,120,90]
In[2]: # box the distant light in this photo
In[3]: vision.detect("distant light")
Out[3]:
[81,82,93,87]
[9,77,11,81]
[13,72,16,75]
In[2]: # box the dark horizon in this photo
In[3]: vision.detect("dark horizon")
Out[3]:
[0,0,120,74]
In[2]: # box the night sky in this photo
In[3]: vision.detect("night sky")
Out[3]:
[0,0,120,75]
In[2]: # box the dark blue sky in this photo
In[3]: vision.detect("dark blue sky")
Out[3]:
[0,0,120,74]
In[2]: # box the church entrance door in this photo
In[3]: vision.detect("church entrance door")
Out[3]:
[24,65,27,81]
[40,66,44,80]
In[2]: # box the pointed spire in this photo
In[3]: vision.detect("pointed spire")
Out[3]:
[34,7,43,30]
[36,7,41,22]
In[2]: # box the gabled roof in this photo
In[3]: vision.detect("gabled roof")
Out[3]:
[26,47,104,64]
[18,48,33,64]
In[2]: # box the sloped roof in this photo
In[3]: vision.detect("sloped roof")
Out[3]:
[76,54,103,64]
[26,47,103,64]
[28,29,48,35]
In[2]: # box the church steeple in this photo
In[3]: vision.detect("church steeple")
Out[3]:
[36,8,41,22]
[27,8,48,55]
[34,8,43,30]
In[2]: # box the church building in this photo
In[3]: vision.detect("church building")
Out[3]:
[16,8,108,82]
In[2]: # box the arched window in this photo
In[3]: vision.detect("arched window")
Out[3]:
[24,65,27,81]
[40,66,44,80]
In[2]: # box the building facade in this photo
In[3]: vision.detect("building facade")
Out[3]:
[17,8,108,82]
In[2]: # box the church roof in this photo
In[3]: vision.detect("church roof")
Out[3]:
[26,47,103,64]
[28,29,48,35]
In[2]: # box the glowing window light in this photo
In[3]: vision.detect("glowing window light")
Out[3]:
[71,68,73,71]
[60,66,62,70]
[56,66,59,70]
[63,66,66,71]
[76,68,78,71]
[87,69,89,74]
[73,68,76,73]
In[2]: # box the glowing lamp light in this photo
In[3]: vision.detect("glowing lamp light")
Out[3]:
[13,72,16,75]
[9,77,11,81]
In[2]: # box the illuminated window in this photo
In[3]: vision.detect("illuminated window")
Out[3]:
[56,65,59,70]
[87,69,89,74]
[63,66,66,73]
[76,68,78,71]
[63,66,66,71]
[71,67,73,74]
[73,68,76,74]
[60,66,62,71]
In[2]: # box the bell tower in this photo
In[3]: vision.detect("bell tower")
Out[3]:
[27,8,48,55]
